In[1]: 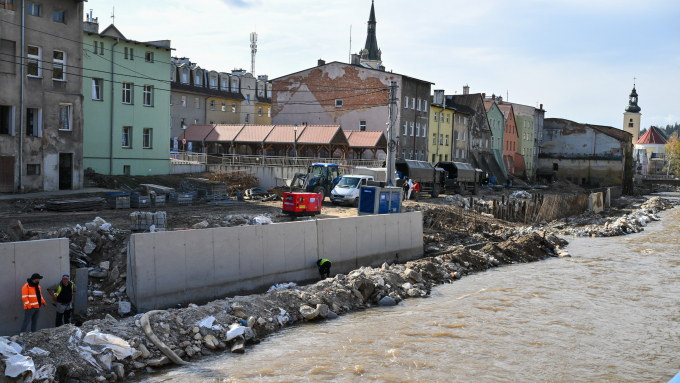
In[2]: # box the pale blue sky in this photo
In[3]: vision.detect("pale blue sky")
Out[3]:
[94,0,679,129]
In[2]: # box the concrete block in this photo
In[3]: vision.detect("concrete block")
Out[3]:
[213,227,242,290]
[153,231,186,298]
[184,229,215,295]
[283,221,313,278]
[74,268,89,316]
[302,220,320,281]
[385,214,400,253]
[397,213,412,252]
[262,223,287,277]
[129,234,156,307]
[356,215,377,258]
[588,192,604,213]
[605,188,611,208]
[237,226,264,289]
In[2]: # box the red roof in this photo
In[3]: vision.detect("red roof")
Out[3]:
[344,130,387,148]
[178,125,215,141]
[297,125,342,144]
[637,126,667,145]
[233,125,275,143]
[264,125,298,143]
[205,125,244,142]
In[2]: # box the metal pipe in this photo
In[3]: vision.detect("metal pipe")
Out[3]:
[110,38,119,175]
[19,0,25,192]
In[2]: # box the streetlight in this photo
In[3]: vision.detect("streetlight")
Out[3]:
[294,124,298,164]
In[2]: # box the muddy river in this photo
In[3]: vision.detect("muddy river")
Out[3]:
[145,196,680,383]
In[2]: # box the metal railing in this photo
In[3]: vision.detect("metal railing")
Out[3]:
[170,152,207,164]
[219,154,383,168]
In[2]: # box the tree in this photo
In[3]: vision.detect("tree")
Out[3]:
[665,132,680,176]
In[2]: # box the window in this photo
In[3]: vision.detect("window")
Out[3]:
[194,98,199,109]
[129,48,134,60]
[432,154,436,163]
[404,122,408,135]
[27,45,41,77]
[58,104,71,131]
[409,150,413,160]
[195,71,201,85]
[92,79,103,100]
[145,52,154,62]
[455,131,459,140]
[411,98,415,109]
[410,122,414,136]
[99,42,104,55]
[445,155,448,161]
[27,3,39,16]
[232,103,236,113]
[122,83,132,104]
[210,100,215,111]
[268,90,272,98]
[143,128,152,149]
[232,81,238,92]
[182,68,188,84]
[170,95,172,105]
[245,114,249,123]
[53,10,65,23]
[268,108,271,117]
[629,123,634,127]
[93,42,98,54]
[456,149,459,158]
[123,166,131,175]
[222,80,227,90]
[124,47,128,60]
[463,132,466,141]
[434,113,437,122]
[432,134,436,145]
[171,67,175,82]
[335,99,343,107]
[402,149,406,159]
[246,95,250,104]
[439,134,443,145]
[122,127,131,148]
[258,107,263,116]
[210,78,216,89]
[404,96,409,108]
[461,150,465,159]
[221,102,226,112]
[445,135,449,146]
[180,118,186,129]
[463,117,467,125]
[143,85,153,106]
[485,139,488,148]
[52,51,66,81]
[258,87,264,97]
[416,123,420,137]
[181,96,186,107]
[417,99,421,111]
[27,164,40,175]
[457,115,461,124]
[424,101,427,111]
[0,105,12,135]
[26,108,40,137]
[422,124,426,137]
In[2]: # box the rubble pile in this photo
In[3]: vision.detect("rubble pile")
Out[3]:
[1,230,565,382]
[203,170,259,196]
[188,213,280,230]
[550,196,678,237]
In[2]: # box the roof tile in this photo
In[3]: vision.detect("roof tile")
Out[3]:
[637,126,667,145]
[178,125,215,141]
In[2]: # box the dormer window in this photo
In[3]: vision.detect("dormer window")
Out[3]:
[171,67,176,82]
[232,81,237,93]
[222,80,227,90]
[195,70,201,86]
[211,78,216,89]
[182,68,188,84]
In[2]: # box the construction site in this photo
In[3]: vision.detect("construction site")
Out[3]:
[0,165,677,382]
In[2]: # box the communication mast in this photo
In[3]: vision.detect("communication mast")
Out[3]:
[250,32,258,76]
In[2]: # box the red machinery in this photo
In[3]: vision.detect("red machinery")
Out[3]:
[282,192,322,217]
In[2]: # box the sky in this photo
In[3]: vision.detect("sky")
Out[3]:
[93,0,679,129]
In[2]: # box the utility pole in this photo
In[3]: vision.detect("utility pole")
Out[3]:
[387,81,397,186]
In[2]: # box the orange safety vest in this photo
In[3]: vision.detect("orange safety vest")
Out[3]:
[22,283,46,310]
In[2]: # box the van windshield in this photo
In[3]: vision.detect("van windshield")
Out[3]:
[336,177,361,188]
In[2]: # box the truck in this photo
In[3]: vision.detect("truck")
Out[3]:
[330,175,374,207]
[351,167,387,182]
[395,159,446,197]
[289,163,342,201]
[434,161,482,195]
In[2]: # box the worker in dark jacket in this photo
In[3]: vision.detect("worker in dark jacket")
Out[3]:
[316,259,332,279]
[47,275,76,327]
[21,273,46,333]
[402,177,409,201]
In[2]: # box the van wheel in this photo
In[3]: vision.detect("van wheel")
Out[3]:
[353,198,359,208]
[431,184,440,198]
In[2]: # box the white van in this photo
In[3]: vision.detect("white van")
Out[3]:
[330,175,374,207]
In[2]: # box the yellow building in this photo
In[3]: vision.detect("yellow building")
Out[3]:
[254,101,272,125]
[206,95,244,125]
[428,95,454,164]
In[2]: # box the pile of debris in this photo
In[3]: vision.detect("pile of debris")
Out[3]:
[1,230,566,382]
[550,196,677,237]
[189,213,278,230]
[204,170,258,196]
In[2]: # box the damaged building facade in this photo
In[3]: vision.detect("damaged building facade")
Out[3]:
[0,0,86,192]
[538,118,633,188]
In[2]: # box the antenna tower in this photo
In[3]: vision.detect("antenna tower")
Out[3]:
[250,32,258,76]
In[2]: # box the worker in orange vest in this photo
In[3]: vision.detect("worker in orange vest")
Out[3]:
[21,273,46,333]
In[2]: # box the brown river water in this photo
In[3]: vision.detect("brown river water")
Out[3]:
[144,196,680,383]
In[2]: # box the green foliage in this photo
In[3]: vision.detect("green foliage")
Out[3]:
[665,131,680,176]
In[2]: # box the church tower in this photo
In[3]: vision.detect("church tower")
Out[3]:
[623,85,642,144]
[359,1,383,70]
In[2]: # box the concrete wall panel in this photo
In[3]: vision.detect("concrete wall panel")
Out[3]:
[237,226,265,292]
[213,227,241,288]
[185,229,215,293]
[128,234,156,307]
[153,231,187,298]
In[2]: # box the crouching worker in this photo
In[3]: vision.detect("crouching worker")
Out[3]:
[47,275,76,327]
[316,258,332,279]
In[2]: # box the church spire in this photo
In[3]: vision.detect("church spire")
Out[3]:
[360,0,382,69]
[625,85,641,113]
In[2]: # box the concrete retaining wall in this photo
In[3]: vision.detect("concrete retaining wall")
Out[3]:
[171,164,207,174]
[0,239,70,336]
[127,212,423,311]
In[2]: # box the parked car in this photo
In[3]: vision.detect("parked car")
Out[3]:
[331,175,374,207]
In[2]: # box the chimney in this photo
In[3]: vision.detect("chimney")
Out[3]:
[318,59,326,66]
[482,93,486,99]
[498,96,503,103]
[83,11,99,33]
[492,94,496,101]
[463,85,470,95]
[434,90,445,105]
[540,103,543,110]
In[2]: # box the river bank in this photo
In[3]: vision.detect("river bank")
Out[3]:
[0,196,676,383]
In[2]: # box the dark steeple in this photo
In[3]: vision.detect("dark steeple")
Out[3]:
[625,85,641,113]
[363,0,380,61]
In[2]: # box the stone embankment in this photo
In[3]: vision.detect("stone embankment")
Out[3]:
[0,229,566,382]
